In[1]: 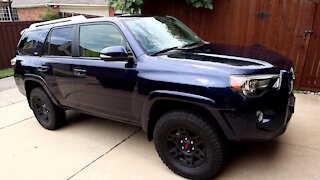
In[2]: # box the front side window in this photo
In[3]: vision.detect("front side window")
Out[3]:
[123,16,201,54]
[44,27,74,56]
[79,24,125,57]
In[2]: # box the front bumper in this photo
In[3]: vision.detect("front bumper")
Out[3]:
[221,94,295,142]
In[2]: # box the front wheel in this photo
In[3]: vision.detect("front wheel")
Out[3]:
[30,87,65,130]
[154,110,225,180]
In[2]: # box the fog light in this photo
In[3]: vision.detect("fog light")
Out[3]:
[256,111,264,122]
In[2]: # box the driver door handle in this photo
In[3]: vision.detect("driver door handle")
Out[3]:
[73,68,87,76]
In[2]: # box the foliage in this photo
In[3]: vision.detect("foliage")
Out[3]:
[0,68,13,79]
[40,8,60,21]
[186,0,213,10]
[109,0,213,14]
[109,0,144,14]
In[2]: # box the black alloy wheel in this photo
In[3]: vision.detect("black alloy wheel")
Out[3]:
[154,110,225,180]
[33,96,50,123]
[166,127,206,168]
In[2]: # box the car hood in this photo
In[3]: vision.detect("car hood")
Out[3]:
[166,43,293,70]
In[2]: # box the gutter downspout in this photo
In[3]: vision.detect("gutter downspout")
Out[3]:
[8,0,14,22]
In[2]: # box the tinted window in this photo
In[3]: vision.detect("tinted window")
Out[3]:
[44,27,73,56]
[17,30,47,56]
[79,24,125,57]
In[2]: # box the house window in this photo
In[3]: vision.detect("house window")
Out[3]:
[11,8,18,20]
[0,6,19,21]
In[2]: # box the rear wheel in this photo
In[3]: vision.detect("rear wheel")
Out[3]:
[30,87,65,130]
[154,110,225,180]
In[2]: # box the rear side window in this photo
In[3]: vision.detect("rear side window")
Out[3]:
[44,27,74,56]
[17,30,47,56]
[79,24,125,57]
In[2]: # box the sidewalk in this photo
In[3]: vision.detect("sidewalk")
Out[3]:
[0,77,25,108]
[0,77,16,92]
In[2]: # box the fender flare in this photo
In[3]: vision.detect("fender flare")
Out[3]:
[24,74,60,106]
[140,90,236,140]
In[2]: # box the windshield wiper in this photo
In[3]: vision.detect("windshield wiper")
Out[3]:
[182,40,204,48]
[149,40,203,56]
[150,46,179,56]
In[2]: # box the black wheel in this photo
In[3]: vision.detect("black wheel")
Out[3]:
[30,87,65,130]
[154,110,225,180]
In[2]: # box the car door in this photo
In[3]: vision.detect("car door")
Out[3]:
[38,26,79,108]
[72,23,138,123]
[15,29,47,83]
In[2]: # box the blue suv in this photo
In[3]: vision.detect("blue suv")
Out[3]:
[13,15,295,179]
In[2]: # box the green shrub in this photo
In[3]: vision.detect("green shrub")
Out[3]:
[186,0,213,9]
[40,8,60,21]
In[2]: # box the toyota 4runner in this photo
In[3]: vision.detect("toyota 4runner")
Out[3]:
[12,15,295,179]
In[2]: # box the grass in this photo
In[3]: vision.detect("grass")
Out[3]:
[0,68,14,79]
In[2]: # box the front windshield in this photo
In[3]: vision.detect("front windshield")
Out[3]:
[123,16,201,54]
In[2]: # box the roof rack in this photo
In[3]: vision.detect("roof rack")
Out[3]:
[29,15,86,29]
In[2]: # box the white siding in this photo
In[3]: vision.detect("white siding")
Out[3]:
[59,5,109,17]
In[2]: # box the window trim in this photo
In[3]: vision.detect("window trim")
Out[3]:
[75,22,136,62]
[41,25,77,58]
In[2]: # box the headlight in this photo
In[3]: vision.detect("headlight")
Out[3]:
[230,74,279,96]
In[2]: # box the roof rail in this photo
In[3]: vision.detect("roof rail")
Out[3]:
[29,15,86,29]
[20,28,26,35]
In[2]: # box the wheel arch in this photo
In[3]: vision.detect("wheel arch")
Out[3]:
[24,74,60,107]
[141,90,235,141]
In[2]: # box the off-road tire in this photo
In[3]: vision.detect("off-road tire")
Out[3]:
[30,87,65,130]
[154,110,225,180]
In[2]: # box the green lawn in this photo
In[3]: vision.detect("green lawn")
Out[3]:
[0,68,14,79]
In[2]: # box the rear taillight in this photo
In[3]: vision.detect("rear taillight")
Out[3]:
[11,57,16,66]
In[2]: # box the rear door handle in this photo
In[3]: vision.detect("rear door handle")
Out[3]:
[73,68,86,76]
[37,66,49,72]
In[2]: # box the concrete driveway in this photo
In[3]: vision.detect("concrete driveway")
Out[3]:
[0,77,319,180]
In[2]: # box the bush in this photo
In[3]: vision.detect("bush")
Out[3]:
[40,8,60,21]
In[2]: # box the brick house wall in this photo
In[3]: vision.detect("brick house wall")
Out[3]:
[109,8,115,16]
[17,6,60,21]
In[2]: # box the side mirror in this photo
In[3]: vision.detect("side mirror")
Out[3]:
[100,46,128,59]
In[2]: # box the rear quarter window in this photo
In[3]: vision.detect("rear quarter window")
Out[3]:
[17,29,48,56]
